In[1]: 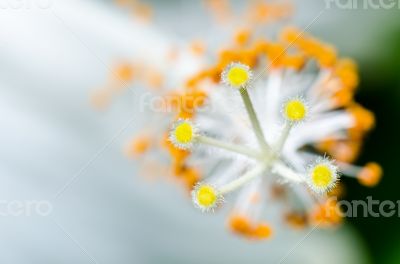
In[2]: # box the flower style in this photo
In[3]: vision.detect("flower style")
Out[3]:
[164,28,382,240]
[100,0,382,241]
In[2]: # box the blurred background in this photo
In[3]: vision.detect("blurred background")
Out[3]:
[0,0,399,263]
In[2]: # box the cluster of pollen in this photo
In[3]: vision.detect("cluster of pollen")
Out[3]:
[229,214,273,240]
[103,0,382,241]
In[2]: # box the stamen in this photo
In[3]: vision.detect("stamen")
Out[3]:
[228,214,272,240]
[284,212,308,230]
[336,161,382,187]
[229,214,252,235]
[357,162,382,187]
[348,104,375,131]
[309,199,342,227]
[252,223,273,240]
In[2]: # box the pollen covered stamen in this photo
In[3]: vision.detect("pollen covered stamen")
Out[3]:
[283,99,308,122]
[228,214,273,240]
[309,199,342,227]
[222,62,252,89]
[357,162,382,187]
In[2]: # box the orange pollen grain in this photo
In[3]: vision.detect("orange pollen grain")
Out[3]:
[348,104,375,131]
[234,29,252,47]
[115,63,135,82]
[190,40,206,56]
[285,213,308,230]
[309,200,342,227]
[126,135,151,157]
[358,162,383,187]
[229,215,252,235]
[252,223,272,240]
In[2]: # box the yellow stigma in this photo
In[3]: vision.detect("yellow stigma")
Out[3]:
[174,122,193,144]
[227,66,249,87]
[222,63,252,88]
[196,185,217,207]
[284,99,307,122]
[311,164,333,188]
